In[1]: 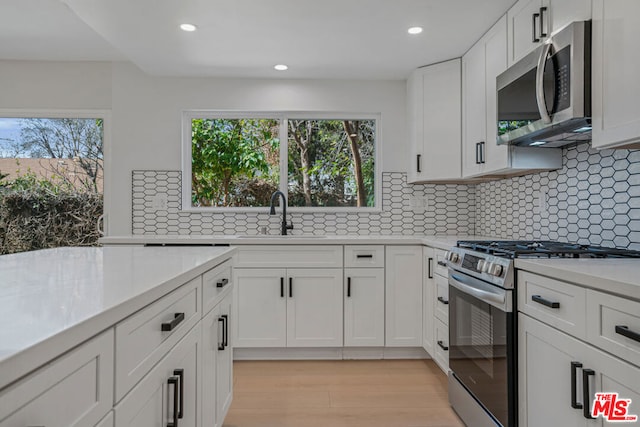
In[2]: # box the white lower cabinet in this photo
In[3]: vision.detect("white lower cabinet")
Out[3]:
[422,247,435,356]
[385,246,423,347]
[433,318,449,373]
[344,267,385,347]
[115,324,201,427]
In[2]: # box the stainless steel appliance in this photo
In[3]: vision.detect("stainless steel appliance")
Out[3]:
[445,240,640,427]
[496,21,591,147]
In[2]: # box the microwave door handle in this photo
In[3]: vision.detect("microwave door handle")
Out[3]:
[536,42,553,124]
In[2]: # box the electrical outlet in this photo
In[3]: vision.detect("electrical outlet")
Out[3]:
[151,193,168,211]
[536,191,548,215]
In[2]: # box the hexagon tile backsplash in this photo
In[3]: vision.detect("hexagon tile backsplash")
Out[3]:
[475,144,640,250]
[132,172,476,236]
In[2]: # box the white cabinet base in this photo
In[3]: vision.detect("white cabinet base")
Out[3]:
[233,347,429,360]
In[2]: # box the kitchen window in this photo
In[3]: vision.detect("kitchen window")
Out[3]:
[183,112,378,211]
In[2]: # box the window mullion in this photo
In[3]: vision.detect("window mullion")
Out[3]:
[279,117,288,199]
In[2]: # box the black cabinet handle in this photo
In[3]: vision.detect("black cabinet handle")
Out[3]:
[437,296,449,305]
[222,314,228,349]
[162,313,185,331]
[173,369,184,419]
[437,340,449,351]
[217,316,225,351]
[479,141,485,164]
[615,325,640,343]
[475,142,480,164]
[582,369,595,419]
[428,257,433,279]
[532,13,540,42]
[167,376,179,427]
[571,362,583,409]
[280,277,284,298]
[356,254,373,259]
[347,277,351,298]
[437,260,447,267]
[417,154,422,173]
[289,277,293,298]
[532,295,560,309]
[539,7,547,37]
[216,278,229,288]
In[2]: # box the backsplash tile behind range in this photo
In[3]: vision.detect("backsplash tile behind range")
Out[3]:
[132,172,476,236]
[475,144,640,250]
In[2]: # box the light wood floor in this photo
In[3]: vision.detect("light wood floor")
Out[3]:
[224,359,465,427]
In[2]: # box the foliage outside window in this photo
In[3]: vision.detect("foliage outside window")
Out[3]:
[187,114,377,210]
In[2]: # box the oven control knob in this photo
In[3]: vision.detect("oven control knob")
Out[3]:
[449,252,460,263]
[477,260,486,272]
[487,263,504,277]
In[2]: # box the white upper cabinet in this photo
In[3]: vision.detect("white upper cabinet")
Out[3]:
[407,59,462,183]
[462,31,486,178]
[591,0,640,149]
[507,0,591,67]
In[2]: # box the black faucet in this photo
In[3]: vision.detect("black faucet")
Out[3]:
[269,191,294,235]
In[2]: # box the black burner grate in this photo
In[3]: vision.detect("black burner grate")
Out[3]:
[456,240,640,259]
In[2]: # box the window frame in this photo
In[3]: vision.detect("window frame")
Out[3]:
[182,110,381,212]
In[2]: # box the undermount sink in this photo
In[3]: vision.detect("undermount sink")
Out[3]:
[235,234,327,239]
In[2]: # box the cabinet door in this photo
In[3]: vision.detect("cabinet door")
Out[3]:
[592,0,640,149]
[115,325,200,427]
[286,268,343,347]
[423,247,435,355]
[344,268,385,347]
[462,36,486,178]
[407,68,424,183]
[385,246,423,347]
[201,306,219,427]
[234,268,287,347]
[548,0,591,35]
[507,0,544,66]
[216,292,234,425]
[518,314,596,427]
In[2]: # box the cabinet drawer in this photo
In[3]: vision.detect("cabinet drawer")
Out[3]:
[587,289,640,367]
[435,274,449,324]
[344,245,384,268]
[203,258,233,314]
[434,318,449,373]
[235,245,343,268]
[0,330,114,427]
[115,277,200,402]
[517,271,586,339]
[434,249,448,277]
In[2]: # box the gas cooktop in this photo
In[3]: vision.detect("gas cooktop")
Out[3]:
[456,240,640,259]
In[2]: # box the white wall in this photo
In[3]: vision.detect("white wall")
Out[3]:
[109,62,408,234]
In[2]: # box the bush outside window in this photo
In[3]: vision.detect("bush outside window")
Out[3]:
[185,113,378,210]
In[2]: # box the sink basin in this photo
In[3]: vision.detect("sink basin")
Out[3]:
[235,235,327,239]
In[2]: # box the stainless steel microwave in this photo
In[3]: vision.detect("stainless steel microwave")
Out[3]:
[496,20,591,147]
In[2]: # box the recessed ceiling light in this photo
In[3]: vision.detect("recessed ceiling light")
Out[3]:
[274,64,288,71]
[180,24,197,32]
[408,27,423,35]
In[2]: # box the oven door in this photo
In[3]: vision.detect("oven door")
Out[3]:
[448,270,516,427]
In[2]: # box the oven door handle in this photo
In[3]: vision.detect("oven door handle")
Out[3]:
[450,273,509,310]
[536,41,553,124]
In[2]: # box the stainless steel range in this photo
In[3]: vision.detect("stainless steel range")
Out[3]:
[445,240,640,427]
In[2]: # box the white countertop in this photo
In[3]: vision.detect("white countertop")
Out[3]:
[515,258,640,300]
[99,234,487,251]
[0,246,235,390]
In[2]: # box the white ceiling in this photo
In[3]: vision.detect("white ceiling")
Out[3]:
[2,0,516,80]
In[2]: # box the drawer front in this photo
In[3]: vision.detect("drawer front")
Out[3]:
[235,245,343,268]
[587,289,640,367]
[203,258,234,314]
[115,277,200,402]
[434,318,449,373]
[434,274,449,324]
[0,330,114,427]
[517,271,586,339]
[434,249,448,277]
[344,245,385,268]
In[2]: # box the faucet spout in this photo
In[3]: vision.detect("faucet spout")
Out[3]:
[269,191,293,235]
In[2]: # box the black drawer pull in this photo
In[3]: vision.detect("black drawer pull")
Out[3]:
[280,277,284,298]
[289,277,293,298]
[437,296,449,305]
[437,340,449,351]
[532,295,560,309]
[162,313,185,331]
[582,368,595,419]
[173,369,184,419]
[217,316,225,350]
[571,362,583,409]
[347,277,352,298]
[417,154,422,173]
[168,376,179,427]
[428,257,433,279]
[356,254,373,259]
[437,260,447,267]
[216,278,229,288]
[615,325,640,343]
[222,314,229,349]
